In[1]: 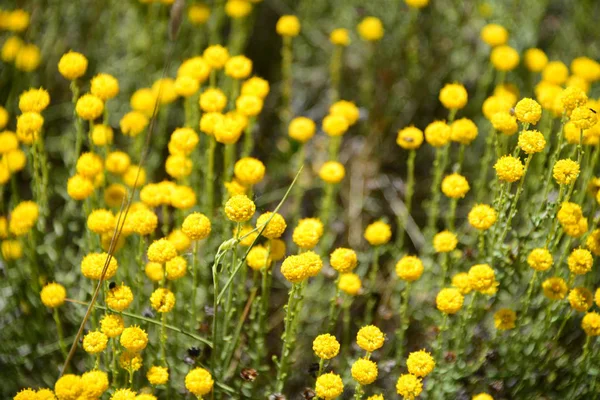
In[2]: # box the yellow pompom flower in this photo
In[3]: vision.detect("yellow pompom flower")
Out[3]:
[225,0,252,19]
[225,195,256,222]
[67,174,94,200]
[120,111,149,137]
[322,114,349,137]
[270,239,286,261]
[557,202,583,226]
[234,157,265,185]
[352,358,378,385]
[542,61,569,85]
[147,238,177,263]
[439,83,468,110]
[364,220,392,246]
[494,309,516,330]
[145,262,164,282]
[330,100,360,126]
[451,272,472,295]
[491,111,518,135]
[14,389,37,400]
[225,55,253,79]
[91,73,119,100]
[54,374,83,400]
[330,28,350,46]
[83,331,108,354]
[542,277,568,300]
[468,204,497,230]
[490,45,519,71]
[468,264,496,293]
[256,212,287,239]
[482,95,512,120]
[473,394,494,400]
[165,256,187,280]
[396,126,424,150]
[338,273,362,295]
[518,130,546,154]
[315,372,344,400]
[406,350,435,377]
[188,4,210,25]
[450,118,478,144]
[16,111,43,144]
[118,352,142,372]
[169,128,199,156]
[214,113,245,144]
[199,88,227,113]
[18,88,50,113]
[289,116,316,143]
[436,288,464,314]
[81,252,118,280]
[185,367,214,396]
[203,45,229,69]
[494,155,524,182]
[40,282,66,308]
[514,98,542,125]
[568,287,593,312]
[568,248,593,275]
[559,86,587,113]
[165,154,192,179]
[147,366,169,386]
[246,245,270,271]
[405,0,429,8]
[241,77,270,99]
[527,248,553,271]
[236,95,263,117]
[101,314,125,338]
[587,229,600,256]
[224,179,247,197]
[312,334,340,360]
[330,247,358,273]
[107,284,134,311]
[120,326,148,352]
[524,48,548,72]
[1,36,23,63]
[174,75,199,98]
[92,124,113,146]
[150,288,176,313]
[424,121,451,147]
[36,388,59,400]
[178,56,211,83]
[280,251,322,283]
[276,15,301,37]
[441,173,469,198]
[58,51,88,80]
[356,325,385,352]
[581,312,600,336]
[433,231,458,253]
[2,240,23,260]
[552,159,579,185]
[293,218,324,250]
[396,374,422,399]
[571,106,597,130]
[76,94,104,121]
[319,161,345,184]
[357,16,384,41]
[170,185,197,209]
[480,24,508,47]
[87,209,116,234]
[76,152,103,179]
[15,44,41,72]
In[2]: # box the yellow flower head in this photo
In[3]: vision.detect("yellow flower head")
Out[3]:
[560,86,587,113]
[571,106,597,130]
[241,76,270,99]
[468,263,496,293]
[439,83,468,110]
[182,212,212,241]
[515,98,542,125]
[494,155,524,182]
[147,238,177,263]
[19,88,50,113]
[480,24,508,47]
[58,51,88,80]
[405,0,429,8]
[338,273,362,295]
[14,388,37,400]
[81,369,109,399]
[293,218,324,250]
[424,121,451,147]
[200,88,227,112]
[54,374,83,400]
[330,100,360,126]
[436,287,464,314]
[329,248,357,273]
[433,231,458,253]
[571,56,600,82]
[170,185,197,209]
[527,248,553,271]
[92,124,113,146]
[406,350,435,377]
[322,114,349,137]
[356,325,385,352]
[2,240,22,260]
[313,333,340,360]
[234,157,265,185]
[451,272,472,295]
[582,312,600,336]
[1,36,23,63]
[145,262,164,282]
[315,372,344,400]
[330,28,350,46]
[553,159,580,185]
[396,373,422,399]
[491,112,518,136]
[185,367,214,396]
[557,202,583,226]
[150,288,176,313]
[524,48,548,72]
[270,238,286,261]
[450,118,478,144]
[518,130,546,154]
[276,15,301,37]
[81,252,118,280]
[236,95,263,117]
[40,282,66,308]
[468,204,497,230]
[289,116,316,143]
[351,358,378,385]
[178,56,211,83]
[543,61,569,85]
[147,365,169,386]
[120,326,148,352]
[203,45,229,69]
[568,248,593,275]
[120,111,149,137]
[494,308,516,330]
[441,173,469,199]
[473,394,494,400]
[280,251,322,282]
[364,220,392,246]
[586,229,600,256]
[256,212,287,239]
[188,4,210,25]
[319,161,345,184]
[91,73,119,100]
[16,111,43,144]
[482,95,512,121]
[83,331,108,354]
[107,284,134,311]
[225,194,256,222]
[490,45,519,71]
[101,314,124,338]
[225,0,252,19]
[357,17,384,41]
[165,256,187,280]
[87,209,116,234]
[67,174,94,200]
[225,55,253,79]
[169,128,199,156]
[542,277,568,300]
[76,94,104,121]
[568,287,593,312]
[396,126,424,150]
[394,255,423,282]
[118,352,142,372]
[246,245,270,271]
[15,44,41,72]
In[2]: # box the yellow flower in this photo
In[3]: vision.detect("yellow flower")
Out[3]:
[224,179,248,197]
[145,262,164,282]
[178,57,211,83]
[571,106,597,130]
[473,393,494,400]
[451,272,472,295]
[524,48,548,72]
[1,36,23,63]
[107,284,134,311]
[559,86,587,113]
[586,229,600,256]
[81,252,118,280]
[571,56,600,82]
[234,157,265,186]
[557,202,583,226]
[166,256,187,280]
[568,287,593,312]
[225,0,252,19]
[441,173,469,199]
[120,326,148,352]
[16,111,43,144]
[338,273,362,295]
[433,231,458,253]
[480,24,508,47]
[120,111,149,137]
[170,185,197,209]
[14,389,37,400]
[319,161,345,184]
[76,94,104,121]
[199,88,227,112]
[436,287,464,314]
[18,88,50,113]
[150,288,176,313]
[225,195,256,222]
[92,124,113,146]
[329,100,360,126]
[101,314,124,338]
[322,114,349,137]
[241,77,270,99]
[406,350,435,377]
[67,174,94,200]
[225,55,253,79]
[188,4,210,25]
[482,95,512,121]
[582,312,600,336]
[568,248,593,275]
[439,83,468,110]
[357,16,384,41]
[351,358,378,385]
[91,73,119,100]
[542,277,568,300]
[491,112,518,136]
[468,204,497,230]
[147,366,169,386]
[292,218,324,250]
[396,126,424,150]
[395,374,422,399]
[356,325,385,352]
[256,212,287,239]
[312,334,340,360]
[165,154,192,179]
[468,263,496,293]
[424,121,451,147]
[364,220,392,246]
[330,28,350,46]
[518,130,546,154]
[246,245,270,271]
[514,98,542,125]
[87,209,116,234]
[315,372,344,400]
[490,45,519,71]
[174,75,199,98]
[236,95,263,117]
[276,15,301,37]
[289,117,316,143]
[54,375,83,400]
[553,159,579,185]
[40,282,66,308]
[450,118,478,144]
[405,0,429,8]
[494,308,516,330]
[280,251,322,282]
[542,61,569,85]
[169,128,199,156]
[15,44,41,72]
[494,155,524,182]
[270,239,286,261]
[2,240,23,260]
[118,352,142,372]
[203,45,229,69]
[0,131,18,153]
[83,331,108,354]
[147,238,177,263]
[527,248,553,271]
[330,248,358,273]
[185,367,214,396]
[58,51,88,80]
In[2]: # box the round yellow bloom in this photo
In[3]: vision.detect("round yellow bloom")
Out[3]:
[36,388,58,400]
[241,77,270,99]
[518,130,546,154]
[330,28,350,46]
[322,114,349,137]
[225,55,253,79]
[246,245,270,271]
[147,366,169,386]
[494,155,524,182]
[107,284,133,311]
[553,159,579,185]
[101,314,124,338]
[338,273,362,295]
[165,154,192,179]
[441,173,469,199]
[16,111,43,144]
[289,117,316,143]
[170,185,197,209]
[83,331,108,354]
[14,388,37,400]
[76,152,103,179]
[357,16,384,41]
[439,83,468,110]
[199,88,227,112]
[58,51,88,80]
[568,287,593,312]
[203,45,229,69]
[147,238,177,263]
[313,334,340,360]
[87,209,116,234]
[480,24,508,47]
[319,161,345,184]
[451,272,472,295]
[482,95,512,121]
[225,195,256,222]
[468,204,497,230]
[364,220,392,246]
[405,0,429,8]
[527,248,553,271]
[145,262,164,282]
[315,372,344,400]
[396,126,424,150]
[120,111,149,137]
[406,350,435,377]
[118,352,142,372]
[582,312,600,336]
[120,326,148,352]
[174,75,199,98]
[514,98,542,125]
[433,231,458,253]
[18,88,50,113]
[276,15,301,37]
[234,157,265,185]
[185,367,214,396]
[165,256,187,280]
[352,358,378,385]
[0,131,18,153]
[91,73,119,100]
[491,112,518,135]
[153,79,178,105]
[542,61,569,85]
[490,45,519,71]
[330,247,358,273]
[571,56,600,82]
[494,308,516,330]
[15,44,41,72]
[356,325,385,352]
[225,0,252,18]
[67,174,94,200]
[568,248,593,275]
[270,238,286,261]
[473,394,494,400]
[169,128,199,156]
[330,100,360,126]
[81,252,118,280]
[396,374,422,399]
[4,149,25,173]
[424,121,451,147]
[54,374,83,400]
[436,288,464,314]
[40,282,66,308]
[256,212,286,239]
[2,240,22,260]
[468,264,496,293]
[560,86,587,113]
[150,288,176,313]
[586,229,600,256]
[188,4,210,25]
[236,95,263,117]
[542,277,568,300]
[1,36,23,62]
[293,218,324,250]
[280,251,322,283]
[571,106,597,130]
[178,57,211,83]
[214,113,245,144]
[524,48,548,72]
[557,202,583,226]
[450,118,478,144]
[92,124,113,146]
[76,94,104,121]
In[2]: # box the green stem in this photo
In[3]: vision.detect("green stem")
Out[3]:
[191,240,198,330]
[395,282,411,361]
[53,308,67,359]
[364,247,381,325]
